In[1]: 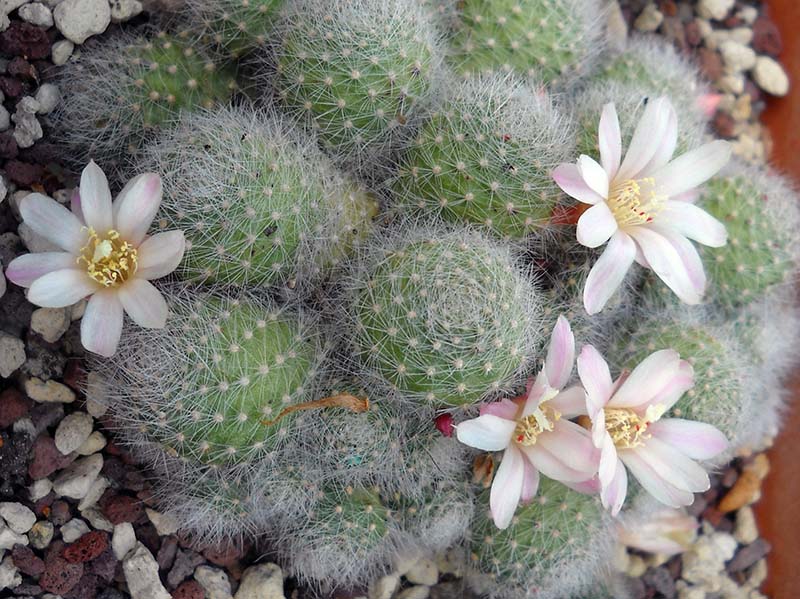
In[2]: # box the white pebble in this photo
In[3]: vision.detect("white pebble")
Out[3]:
[28,478,53,502]
[19,2,53,27]
[76,430,106,455]
[0,523,27,549]
[368,573,400,599]
[51,39,74,65]
[109,0,141,22]
[634,3,663,33]
[112,521,137,560]
[53,0,110,44]
[35,83,61,115]
[405,558,438,586]
[697,0,734,20]
[753,56,790,97]
[195,565,234,599]
[55,411,94,455]
[24,377,76,403]
[718,40,756,73]
[0,502,36,534]
[0,555,21,592]
[77,475,108,511]
[0,332,25,378]
[61,517,90,542]
[31,307,70,342]
[124,543,172,599]
[234,563,285,599]
[52,453,103,499]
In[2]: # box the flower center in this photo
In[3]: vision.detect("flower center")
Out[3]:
[604,407,651,449]
[77,228,138,287]
[514,404,561,446]
[607,178,665,227]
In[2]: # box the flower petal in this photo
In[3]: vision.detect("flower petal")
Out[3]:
[79,160,113,232]
[521,443,593,483]
[578,155,609,199]
[520,458,540,504]
[650,224,708,295]
[661,201,728,248]
[628,227,704,305]
[634,436,710,493]
[577,345,613,417]
[610,349,680,409]
[490,444,525,529]
[70,188,84,221]
[114,173,163,245]
[602,459,628,516]
[117,279,168,329]
[480,398,520,420]
[617,97,673,181]
[135,230,186,280]
[583,231,636,315]
[619,450,696,508]
[27,269,97,308]
[577,201,618,248]
[19,193,85,254]
[536,419,599,476]
[599,103,622,179]
[80,289,123,358]
[544,315,575,390]
[640,359,695,413]
[548,385,586,419]
[5,252,77,288]
[641,100,678,174]
[651,140,732,198]
[552,163,604,205]
[648,419,728,461]
[456,414,515,451]
[598,434,618,486]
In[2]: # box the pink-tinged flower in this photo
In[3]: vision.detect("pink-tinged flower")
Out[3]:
[5,161,185,357]
[552,97,731,314]
[456,316,599,529]
[617,507,698,555]
[577,345,728,516]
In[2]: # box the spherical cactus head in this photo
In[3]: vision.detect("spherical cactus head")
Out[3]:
[392,74,575,240]
[280,484,399,592]
[695,159,800,311]
[271,0,443,170]
[143,105,374,291]
[468,478,612,599]
[345,225,545,407]
[53,28,236,175]
[594,36,710,125]
[187,0,284,58]
[90,286,327,467]
[449,0,606,87]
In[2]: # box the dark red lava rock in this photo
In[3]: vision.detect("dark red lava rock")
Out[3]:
[63,531,109,564]
[685,20,702,46]
[172,580,205,599]
[202,539,244,568]
[101,493,143,525]
[40,554,85,595]
[64,571,99,599]
[727,538,771,573]
[7,56,37,80]
[62,359,87,392]
[752,16,783,57]
[0,21,51,59]
[6,159,44,187]
[0,388,32,428]
[12,543,46,576]
[29,434,74,480]
[0,132,19,159]
[0,75,23,97]
[659,0,677,17]
[88,547,118,583]
[697,47,723,81]
[713,111,737,138]
[49,499,72,526]
[157,536,179,571]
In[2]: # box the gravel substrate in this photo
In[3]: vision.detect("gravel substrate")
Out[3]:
[0,1,792,598]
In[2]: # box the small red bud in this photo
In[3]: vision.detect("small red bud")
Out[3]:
[435,413,454,437]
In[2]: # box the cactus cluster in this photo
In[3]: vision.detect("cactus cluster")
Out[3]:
[51,1,799,597]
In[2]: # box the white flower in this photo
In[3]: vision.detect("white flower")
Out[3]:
[577,345,728,516]
[552,97,731,314]
[5,161,185,357]
[456,316,599,529]
[617,507,698,555]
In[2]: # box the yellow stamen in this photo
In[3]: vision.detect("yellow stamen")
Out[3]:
[513,404,561,446]
[607,177,665,227]
[77,228,138,287]
[604,407,653,449]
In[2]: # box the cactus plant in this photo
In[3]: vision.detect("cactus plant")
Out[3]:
[186,0,284,58]
[143,105,375,290]
[271,0,443,169]
[343,226,544,407]
[391,74,574,240]
[448,0,606,87]
[89,287,328,467]
[54,29,237,175]
[467,478,613,599]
